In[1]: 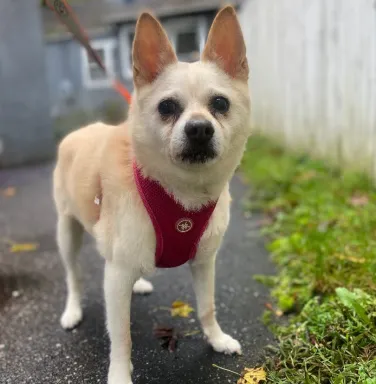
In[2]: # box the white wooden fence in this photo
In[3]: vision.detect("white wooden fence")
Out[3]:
[240,0,376,177]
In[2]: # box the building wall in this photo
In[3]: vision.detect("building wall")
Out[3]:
[240,0,376,177]
[0,0,54,167]
[45,33,129,118]
[44,13,215,118]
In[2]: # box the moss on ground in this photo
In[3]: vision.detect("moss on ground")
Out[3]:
[241,135,376,383]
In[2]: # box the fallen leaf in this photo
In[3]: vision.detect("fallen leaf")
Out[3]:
[265,302,284,317]
[335,254,366,264]
[10,243,39,253]
[275,309,283,317]
[295,170,318,182]
[2,187,16,197]
[238,367,267,384]
[349,194,369,207]
[154,326,178,352]
[265,302,274,311]
[171,301,194,318]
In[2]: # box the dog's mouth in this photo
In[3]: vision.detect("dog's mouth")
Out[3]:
[178,143,217,164]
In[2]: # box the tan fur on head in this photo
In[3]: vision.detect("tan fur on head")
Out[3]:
[132,12,177,87]
[128,7,250,209]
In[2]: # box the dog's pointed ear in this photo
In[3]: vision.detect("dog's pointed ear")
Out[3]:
[202,6,248,81]
[132,12,177,88]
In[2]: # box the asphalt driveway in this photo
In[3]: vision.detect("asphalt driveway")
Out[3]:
[0,163,274,384]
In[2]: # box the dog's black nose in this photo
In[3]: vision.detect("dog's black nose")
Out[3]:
[184,119,214,145]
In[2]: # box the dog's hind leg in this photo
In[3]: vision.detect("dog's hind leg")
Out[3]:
[57,215,84,330]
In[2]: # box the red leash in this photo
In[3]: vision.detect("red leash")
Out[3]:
[45,0,132,104]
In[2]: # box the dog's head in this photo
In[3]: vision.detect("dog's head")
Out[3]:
[129,6,250,173]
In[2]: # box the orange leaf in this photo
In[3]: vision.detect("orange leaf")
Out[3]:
[2,187,16,197]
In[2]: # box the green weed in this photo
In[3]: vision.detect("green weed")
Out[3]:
[241,135,376,383]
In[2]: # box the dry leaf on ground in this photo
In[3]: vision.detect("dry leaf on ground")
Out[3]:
[335,253,366,264]
[295,170,318,182]
[238,367,267,384]
[349,194,369,207]
[10,243,39,253]
[2,187,16,197]
[154,326,199,352]
[275,309,283,317]
[171,301,194,318]
[154,326,178,352]
[265,302,284,317]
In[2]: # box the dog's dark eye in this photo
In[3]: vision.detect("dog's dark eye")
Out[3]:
[210,96,230,114]
[158,99,178,117]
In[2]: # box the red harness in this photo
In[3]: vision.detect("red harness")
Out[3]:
[133,164,217,268]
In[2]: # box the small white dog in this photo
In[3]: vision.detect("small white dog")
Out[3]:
[53,6,250,383]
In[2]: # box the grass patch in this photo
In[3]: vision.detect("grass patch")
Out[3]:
[241,135,376,383]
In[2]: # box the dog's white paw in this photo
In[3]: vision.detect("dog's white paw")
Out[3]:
[108,365,133,384]
[133,278,153,294]
[209,333,242,355]
[108,376,133,384]
[60,306,83,330]
[108,379,133,384]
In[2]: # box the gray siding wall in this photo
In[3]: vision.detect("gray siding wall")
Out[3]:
[44,12,215,118]
[0,0,54,167]
[45,32,132,118]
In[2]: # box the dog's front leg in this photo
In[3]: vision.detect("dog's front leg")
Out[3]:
[190,257,242,355]
[104,260,140,384]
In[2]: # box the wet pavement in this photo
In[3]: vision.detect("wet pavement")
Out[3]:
[0,163,274,384]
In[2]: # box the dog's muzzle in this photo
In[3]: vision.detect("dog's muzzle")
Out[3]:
[180,119,217,164]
